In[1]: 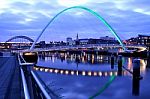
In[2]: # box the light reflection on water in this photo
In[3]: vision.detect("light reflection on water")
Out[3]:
[38,53,147,75]
[126,57,147,75]
[36,53,148,99]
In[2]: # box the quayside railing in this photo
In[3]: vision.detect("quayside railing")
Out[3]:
[17,54,53,99]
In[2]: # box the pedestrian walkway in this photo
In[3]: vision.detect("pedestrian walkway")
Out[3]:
[0,56,23,99]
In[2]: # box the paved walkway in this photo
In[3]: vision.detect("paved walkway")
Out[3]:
[0,56,23,99]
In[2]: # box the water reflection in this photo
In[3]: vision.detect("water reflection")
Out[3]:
[140,59,146,74]
[39,52,111,64]
[37,52,149,99]
[38,52,147,76]
[127,57,132,70]
[126,57,147,75]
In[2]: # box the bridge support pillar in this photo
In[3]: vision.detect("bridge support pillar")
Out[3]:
[147,51,150,68]
[117,55,122,76]
[111,55,114,69]
[132,59,141,96]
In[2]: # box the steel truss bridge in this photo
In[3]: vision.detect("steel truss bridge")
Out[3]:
[4,36,34,50]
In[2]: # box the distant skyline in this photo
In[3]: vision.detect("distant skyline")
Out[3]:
[0,0,150,42]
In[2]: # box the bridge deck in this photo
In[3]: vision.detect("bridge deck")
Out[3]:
[0,56,23,99]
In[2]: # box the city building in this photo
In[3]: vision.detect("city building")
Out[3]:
[126,34,150,47]
[38,41,46,48]
[79,39,89,45]
[100,36,115,40]
[66,37,73,45]
[126,37,138,45]
[73,35,118,45]
[137,34,150,46]
[75,33,80,45]
[78,38,118,45]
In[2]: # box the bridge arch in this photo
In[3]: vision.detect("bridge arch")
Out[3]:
[30,6,126,51]
[6,36,34,43]
[29,6,128,98]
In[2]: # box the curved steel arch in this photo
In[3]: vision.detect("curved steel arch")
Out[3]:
[30,6,126,50]
[6,36,34,43]
[29,6,126,98]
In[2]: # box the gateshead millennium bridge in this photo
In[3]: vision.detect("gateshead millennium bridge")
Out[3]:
[0,6,149,99]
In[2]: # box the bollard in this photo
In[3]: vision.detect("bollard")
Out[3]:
[118,55,122,76]
[111,55,114,69]
[132,59,140,96]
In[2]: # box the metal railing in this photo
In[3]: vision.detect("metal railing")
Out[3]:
[31,71,51,99]
[20,67,30,99]
[17,53,52,99]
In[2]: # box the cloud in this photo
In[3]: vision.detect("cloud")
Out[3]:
[57,0,90,7]
[0,0,150,42]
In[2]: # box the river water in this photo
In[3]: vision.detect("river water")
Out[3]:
[35,53,150,99]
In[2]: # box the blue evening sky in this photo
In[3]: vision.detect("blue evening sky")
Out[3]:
[0,0,150,42]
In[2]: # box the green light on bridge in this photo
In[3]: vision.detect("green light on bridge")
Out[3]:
[30,6,126,51]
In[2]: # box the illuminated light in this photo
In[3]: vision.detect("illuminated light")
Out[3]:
[100,55,103,60]
[82,71,86,76]
[60,70,64,74]
[71,71,74,75]
[83,52,86,56]
[76,71,79,76]
[65,54,67,59]
[127,58,132,70]
[115,72,118,76]
[123,71,127,76]
[93,72,97,76]
[40,68,44,71]
[138,47,146,52]
[109,72,113,76]
[24,52,36,55]
[45,69,49,72]
[98,72,102,76]
[65,70,69,74]
[82,57,85,63]
[88,71,92,76]
[91,54,95,64]
[54,69,59,73]
[92,58,94,64]
[49,69,53,72]
[92,54,94,59]
[104,72,108,76]
[140,59,146,73]
[35,67,39,71]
